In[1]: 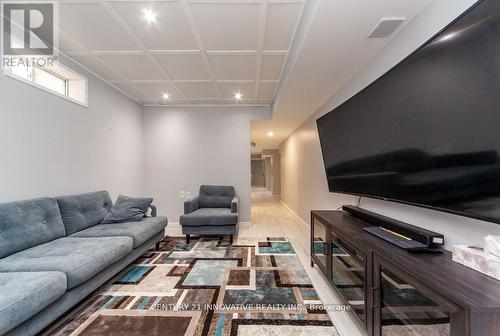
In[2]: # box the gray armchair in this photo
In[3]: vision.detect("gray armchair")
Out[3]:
[180,185,239,244]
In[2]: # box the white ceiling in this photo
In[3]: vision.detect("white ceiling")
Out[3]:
[251,0,433,150]
[59,0,305,106]
[59,0,435,150]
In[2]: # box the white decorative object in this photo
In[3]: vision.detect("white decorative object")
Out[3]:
[484,235,500,257]
[452,245,500,281]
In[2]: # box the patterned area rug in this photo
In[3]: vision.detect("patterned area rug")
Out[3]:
[44,236,339,336]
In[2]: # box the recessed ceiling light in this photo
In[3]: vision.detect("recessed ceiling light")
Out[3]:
[142,8,157,24]
[267,131,274,137]
[162,92,170,100]
[234,92,243,101]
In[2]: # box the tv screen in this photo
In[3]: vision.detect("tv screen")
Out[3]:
[317,0,500,224]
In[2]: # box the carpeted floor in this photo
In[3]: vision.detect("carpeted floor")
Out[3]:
[44,236,339,336]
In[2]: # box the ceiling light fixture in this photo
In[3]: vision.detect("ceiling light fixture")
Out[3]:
[162,92,170,100]
[234,92,243,101]
[142,8,157,24]
[267,131,274,137]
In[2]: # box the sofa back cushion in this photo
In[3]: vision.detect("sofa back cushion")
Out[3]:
[56,191,112,235]
[198,185,235,208]
[0,198,65,258]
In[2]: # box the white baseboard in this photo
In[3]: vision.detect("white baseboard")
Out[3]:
[280,200,309,228]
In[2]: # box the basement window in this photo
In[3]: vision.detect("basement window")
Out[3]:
[6,61,88,107]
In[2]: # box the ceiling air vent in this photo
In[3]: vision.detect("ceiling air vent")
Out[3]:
[368,18,405,38]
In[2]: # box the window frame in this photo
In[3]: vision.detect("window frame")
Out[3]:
[5,61,88,107]
[33,65,69,97]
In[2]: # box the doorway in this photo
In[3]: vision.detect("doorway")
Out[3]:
[251,159,266,188]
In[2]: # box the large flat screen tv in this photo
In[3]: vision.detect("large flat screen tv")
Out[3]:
[317,0,500,224]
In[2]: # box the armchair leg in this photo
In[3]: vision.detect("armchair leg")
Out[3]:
[186,235,190,244]
[155,242,160,251]
[229,235,233,245]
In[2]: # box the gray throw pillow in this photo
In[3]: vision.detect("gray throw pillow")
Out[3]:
[101,195,153,224]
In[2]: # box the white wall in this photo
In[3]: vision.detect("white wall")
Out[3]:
[0,55,270,223]
[0,55,144,202]
[143,106,270,223]
[280,0,500,250]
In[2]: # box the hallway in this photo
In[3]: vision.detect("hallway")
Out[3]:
[242,190,365,336]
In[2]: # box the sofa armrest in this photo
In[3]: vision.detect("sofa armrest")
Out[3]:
[231,196,239,214]
[149,204,157,217]
[184,196,199,214]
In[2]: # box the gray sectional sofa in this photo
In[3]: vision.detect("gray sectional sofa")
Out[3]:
[0,191,167,336]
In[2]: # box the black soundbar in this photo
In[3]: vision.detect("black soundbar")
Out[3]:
[342,205,444,247]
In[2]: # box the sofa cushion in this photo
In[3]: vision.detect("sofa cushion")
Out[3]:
[198,185,235,208]
[0,198,65,259]
[0,237,133,289]
[71,216,167,248]
[0,271,66,335]
[101,195,153,224]
[180,208,238,226]
[57,191,113,235]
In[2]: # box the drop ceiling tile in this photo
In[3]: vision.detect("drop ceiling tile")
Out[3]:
[264,3,302,50]
[209,55,257,80]
[152,54,210,80]
[98,54,166,80]
[223,99,256,105]
[110,1,198,50]
[69,55,124,81]
[159,99,189,105]
[258,81,278,100]
[139,100,159,105]
[59,3,141,51]
[261,54,285,80]
[132,81,184,100]
[177,81,220,99]
[191,3,259,50]
[191,99,222,105]
[219,82,256,100]
[111,82,150,101]
[59,29,87,52]
[256,99,273,105]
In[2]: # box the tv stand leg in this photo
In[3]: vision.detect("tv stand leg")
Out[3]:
[311,260,314,267]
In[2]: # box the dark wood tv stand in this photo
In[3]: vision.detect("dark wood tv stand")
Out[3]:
[310,210,500,336]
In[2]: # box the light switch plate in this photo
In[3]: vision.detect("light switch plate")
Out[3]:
[180,191,185,199]
[186,192,191,199]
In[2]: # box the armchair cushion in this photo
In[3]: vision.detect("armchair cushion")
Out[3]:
[198,185,235,208]
[184,196,199,214]
[180,208,238,227]
[101,195,153,224]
